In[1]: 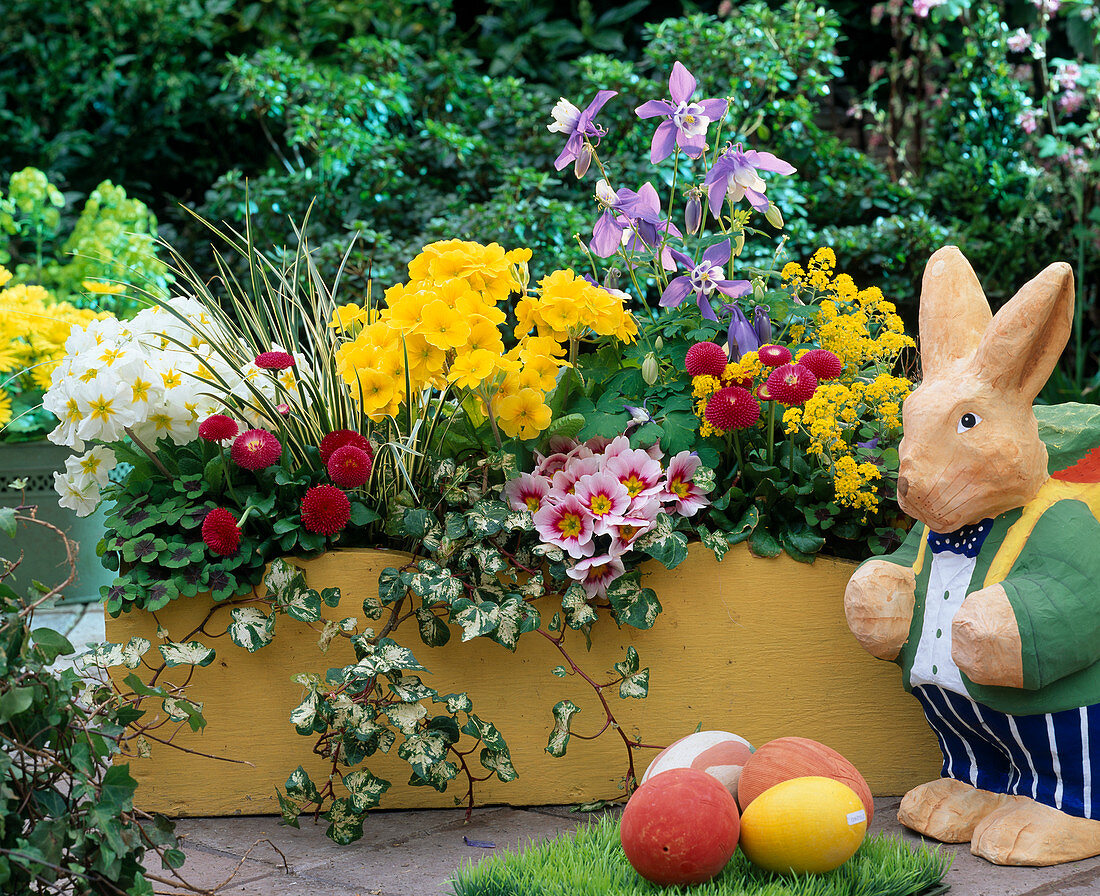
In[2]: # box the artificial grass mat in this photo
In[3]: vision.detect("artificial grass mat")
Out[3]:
[449,814,952,896]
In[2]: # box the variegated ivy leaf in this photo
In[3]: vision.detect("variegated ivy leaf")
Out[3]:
[694,465,717,495]
[699,526,731,562]
[546,700,580,758]
[414,608,450,648]
[409,758,459,792]
[362,591,384,620]
[635,513,689,569]
[290,689,323,735]
[371,639,427,674]
[503,510,532,531]
[421,523,445,553]
[521,573,545,599]
[281,588,322,623]
[551,665,568,677]
[277,791,302,829]
[471,544,507,577]
[343,769,390,813]
[286,765,320,802]
[619,668,649,700]
[384,702,427,735]
[320,587,341,607]
[137,735,152,759]
[318,617,358,653]
[481,748,518,782]
[614,646,640,677]
[462,714,507,752]
[532,542,565,563]
[561,584,597,630]
[377,567,408,605]
[607,577,662,630]
[228,606,276,652]
[494,597,537,651]
[465,499,509,537]
[78,638,150,671]
[398,729,450,778]
[439,692,473,714]
[388,674,435,703]
[325,797,365,846]
[121,637,151,668]
[263,558,304,600]
[162,696,204,723]
[432,458,457,488]
[158,641,215,667]
[548,612,562,633]
[451,599,499,641]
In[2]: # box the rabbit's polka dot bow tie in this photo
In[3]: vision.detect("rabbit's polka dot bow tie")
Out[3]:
[927,519,994,558]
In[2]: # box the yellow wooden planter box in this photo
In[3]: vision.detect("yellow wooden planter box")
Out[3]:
[106,543,940,816]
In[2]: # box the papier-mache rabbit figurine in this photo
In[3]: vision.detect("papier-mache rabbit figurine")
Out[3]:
[845,246,1100,866]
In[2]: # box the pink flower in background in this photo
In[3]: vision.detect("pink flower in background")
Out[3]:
[661,451,711,517]
[1007,29,1032,53]
[1017,108,1040,134]
[574,471,631,535]
[504,472,551,513]
[1056,62,1082,91]
[534,494,596,559]
[566,553,626,599]
[1059,91,1085,114]
[913,0,946,17]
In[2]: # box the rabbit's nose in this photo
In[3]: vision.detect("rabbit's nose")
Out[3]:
[897,476,909,498]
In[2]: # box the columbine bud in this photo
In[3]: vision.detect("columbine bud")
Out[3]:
[654,336,664,352]
[753,279,766,300]
[753,305,772,345]
[734,230,746,256]
[574,145,593,179]
[764,202,784,229]
[684,193,703,235]
[603,267,621,290]
[642,353,660,385]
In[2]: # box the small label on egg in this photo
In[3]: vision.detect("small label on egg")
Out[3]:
[847,809,867,826]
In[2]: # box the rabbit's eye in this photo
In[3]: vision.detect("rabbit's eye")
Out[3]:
[957,412,982,433]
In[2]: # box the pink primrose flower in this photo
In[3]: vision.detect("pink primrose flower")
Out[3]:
[566,552,626,599]
[534,494,596,559]
[550,455,601,498]
[574,471,631,535]
[661,450,711,517]
[604,448,664,500]
[605,498,660,554]
[503,472,552,513]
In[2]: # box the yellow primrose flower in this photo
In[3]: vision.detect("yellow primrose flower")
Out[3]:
[448,349,498,390]
[81,279,126,295]
[496,387,552,440]
[418,299,471,350]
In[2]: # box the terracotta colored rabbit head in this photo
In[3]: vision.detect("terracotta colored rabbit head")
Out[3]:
[897,247,1074,534]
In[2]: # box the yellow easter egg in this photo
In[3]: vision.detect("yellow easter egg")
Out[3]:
[739,776,867,874]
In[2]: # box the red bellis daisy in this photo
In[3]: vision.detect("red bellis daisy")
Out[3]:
[301,485,351,535]
[254,351,296,370]
[198,413,239,442]
[328,445,373,489]
[798,348,843,381]
[685,341,728,377]
[201,507,240,556]
[704,386,760,431]
[319,429,373,464]
[757,344,792,367]
[231,429,283,471]
[766,362,818,405]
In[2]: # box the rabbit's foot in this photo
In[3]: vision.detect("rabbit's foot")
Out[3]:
[971,800,1100,866]
[898,778,1014,843]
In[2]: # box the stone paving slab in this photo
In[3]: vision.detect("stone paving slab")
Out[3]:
[166,798,1100,896]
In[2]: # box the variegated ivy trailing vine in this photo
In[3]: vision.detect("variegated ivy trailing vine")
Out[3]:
[274,454,698,845]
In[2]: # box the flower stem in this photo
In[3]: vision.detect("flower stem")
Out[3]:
[123,426,172,478]
[765,401,776,466]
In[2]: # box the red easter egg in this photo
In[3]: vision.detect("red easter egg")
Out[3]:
[737,737,874,824]
[620,768,741,886]
[641,730,754,796]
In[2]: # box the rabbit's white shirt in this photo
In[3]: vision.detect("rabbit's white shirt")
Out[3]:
[909,549,977,694]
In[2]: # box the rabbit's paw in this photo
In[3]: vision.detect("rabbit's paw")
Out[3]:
[952,585,1024,688]
[844,559,915,661]
[898,778,1014,842]
[971,800,1100,865]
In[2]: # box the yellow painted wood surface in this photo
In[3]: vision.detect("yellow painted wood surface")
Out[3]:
[106,543,941,816]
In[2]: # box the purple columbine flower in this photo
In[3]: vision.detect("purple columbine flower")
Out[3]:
[703,142,796,217]
[548,90,618,173]
[724,304,760,360]
[635,62,728,163]
[591,180,637,257]
[661,240,751,322]
[593,182,683,260]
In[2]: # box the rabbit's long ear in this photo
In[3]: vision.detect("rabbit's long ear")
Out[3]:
[974,262,1074,401]
[919,246,993,377]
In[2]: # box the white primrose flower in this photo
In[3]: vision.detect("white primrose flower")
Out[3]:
[74,374,139,444]
[65,446,118,490]
[54,468,102,518]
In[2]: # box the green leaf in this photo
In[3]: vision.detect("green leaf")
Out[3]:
[561,584,597,630]
[0,507,15,538]
[728,504,760,545]
[285,765,320,803]
[30,628,74,663]
[277,790,302,829]
[320,586,341,607]
[607,578,662,630]
[289,690,324,735]
[546,700,580,757]
[618,667,650,700]
[450,599,499,641]
[0,686,33,722]
[699,526,731,562]
[377,567,407,605]
[748,526,781,558]
[403,508,431,538]
[613,646,640,677]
